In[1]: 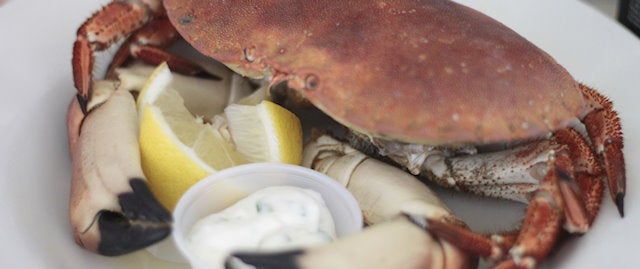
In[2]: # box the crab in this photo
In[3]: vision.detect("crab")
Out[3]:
[66,0,626,268]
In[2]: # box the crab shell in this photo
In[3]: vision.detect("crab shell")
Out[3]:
[163,0,582,145]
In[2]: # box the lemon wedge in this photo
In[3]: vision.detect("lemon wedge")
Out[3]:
[136,63,303,210]
[225,100,303,165]
[137,63,247,210]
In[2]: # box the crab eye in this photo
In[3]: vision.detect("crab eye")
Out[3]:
[243,47,256,62]
[178,14,194,25]
[304,74,319,91]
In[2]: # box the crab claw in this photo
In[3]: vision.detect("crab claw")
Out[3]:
[225,133,474,269]
[67,87,171,256]
[225,214,476,269]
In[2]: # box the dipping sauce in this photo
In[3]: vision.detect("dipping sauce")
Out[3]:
[187,186,337,267]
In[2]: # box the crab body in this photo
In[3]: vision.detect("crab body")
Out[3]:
[67,0,626,268]
[165,0,583,145]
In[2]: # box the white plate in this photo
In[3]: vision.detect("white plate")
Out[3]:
[0,0,637,268]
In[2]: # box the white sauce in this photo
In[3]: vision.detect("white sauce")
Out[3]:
[187,186,337,267]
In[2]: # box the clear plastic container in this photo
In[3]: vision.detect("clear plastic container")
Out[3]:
[171,163,363,269]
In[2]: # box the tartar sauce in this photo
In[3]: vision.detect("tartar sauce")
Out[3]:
[187,186,337,267]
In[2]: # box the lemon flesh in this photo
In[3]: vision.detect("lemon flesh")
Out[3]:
[225,100,303,165]
[136,63,303,211]
[138,63,246,210]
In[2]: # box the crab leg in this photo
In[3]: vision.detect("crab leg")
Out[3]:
[356,139,586,268]
[73,0,162,100]
[578,83,626,216]
[74,0,203,98]
[345,123,604,267]
[68,85,171,255]
[70,0,218,255]
[225,134,476,269]
[426,150,576,268]
[302,134,461,226]
[354,126,603,230]
[105,17,207,80]
[70,0,167,255]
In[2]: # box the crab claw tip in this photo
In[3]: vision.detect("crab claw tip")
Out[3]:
[119,178,172,223]
[96,210,171,256]
[616,193,624,218]
[225,250,304,269]
[96,178,172,256]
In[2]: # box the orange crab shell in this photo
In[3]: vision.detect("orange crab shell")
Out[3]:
[164,0,584,145]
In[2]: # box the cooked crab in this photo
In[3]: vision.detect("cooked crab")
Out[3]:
[67,0,626,267]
